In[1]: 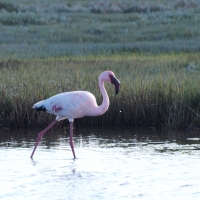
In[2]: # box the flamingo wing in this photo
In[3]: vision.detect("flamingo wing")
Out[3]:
[33,91,98,119]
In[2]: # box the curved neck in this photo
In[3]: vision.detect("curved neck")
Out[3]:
[97,79,110,115]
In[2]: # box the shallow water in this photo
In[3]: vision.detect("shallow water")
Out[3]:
[0,127,200,200]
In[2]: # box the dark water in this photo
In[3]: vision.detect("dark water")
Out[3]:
[0,127,200,199]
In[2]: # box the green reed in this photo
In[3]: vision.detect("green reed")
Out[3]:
[0,53,200,129]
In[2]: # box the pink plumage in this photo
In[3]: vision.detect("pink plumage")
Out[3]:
[30,70,120,159]
[34,91,102,121]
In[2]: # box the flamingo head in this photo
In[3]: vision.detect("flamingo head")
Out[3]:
[100,71,120,94]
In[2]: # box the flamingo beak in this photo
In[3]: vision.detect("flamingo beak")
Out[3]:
[115,79,120,95]
[110,75,120,95]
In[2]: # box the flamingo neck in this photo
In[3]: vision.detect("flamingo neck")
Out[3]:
[97,79,110,115]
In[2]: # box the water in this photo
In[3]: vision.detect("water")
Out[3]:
[0,127,200,200]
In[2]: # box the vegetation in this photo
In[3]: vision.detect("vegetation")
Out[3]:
[0,0,200,58]
[1,53,200,129]
[0,0,200,129]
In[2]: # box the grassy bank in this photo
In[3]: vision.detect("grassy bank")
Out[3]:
[1,1,200,129]
[1,53,200,129]
[0,0,200,58]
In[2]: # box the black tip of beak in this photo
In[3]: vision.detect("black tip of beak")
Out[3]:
[115,81,120,95]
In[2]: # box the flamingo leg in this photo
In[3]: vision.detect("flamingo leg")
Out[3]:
[30,120,58,158]
[69,122,76,159]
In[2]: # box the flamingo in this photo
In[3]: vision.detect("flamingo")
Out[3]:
[30,70,120,159]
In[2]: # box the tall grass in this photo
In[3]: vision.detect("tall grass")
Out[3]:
[1,53,200,129]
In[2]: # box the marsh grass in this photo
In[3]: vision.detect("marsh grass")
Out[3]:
[1,0,200,130]
[0,0,200,59]
[1,53,200,129]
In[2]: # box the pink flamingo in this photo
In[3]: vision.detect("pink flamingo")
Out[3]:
[30,71,120,159]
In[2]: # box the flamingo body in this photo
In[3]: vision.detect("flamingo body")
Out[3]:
[30,70,120,159]
[33,91,105,122]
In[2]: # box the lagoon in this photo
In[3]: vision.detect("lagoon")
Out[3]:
[0,127,200,199]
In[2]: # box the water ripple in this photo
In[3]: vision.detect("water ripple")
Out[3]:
[0,128,200,199]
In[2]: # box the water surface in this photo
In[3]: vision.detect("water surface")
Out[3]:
[0,127,200,200]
